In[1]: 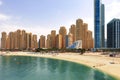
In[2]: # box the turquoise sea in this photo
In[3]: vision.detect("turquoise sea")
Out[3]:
[0,56,117,80]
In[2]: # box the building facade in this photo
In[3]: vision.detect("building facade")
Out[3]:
[46,34,51,49]
[1,32,7,49]
[1,29,38,50]
[94,0,105,48]
[56,34,62,49]
[107,18,120,48]
[59,26,67,48]
[101,4,105,48]
[76,19,83,41]
[40,35,46,48]
[69,24,76,43]
[66,33,73,47]
[75,19,94,49]
[51,30,56,48]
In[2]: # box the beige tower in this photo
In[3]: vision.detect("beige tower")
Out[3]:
[26,33,30,49]
[33,34,38,49]
[76,19,83,41]
[6,35,10,49]
[1,32,7,49]
[75,19,94,49]
[46,34,51,49]
[29,33,33,49]
[40,35,46,48]
[87,30,94,49]
[9,32,14,50]
[69,24,76,43]
[14,31,18,49]
[51,30,56,48]
[56,34,62,49]
[21,30,27,50]
[82,23,88,49]
[59,26,67,48]
[15,29,22,50]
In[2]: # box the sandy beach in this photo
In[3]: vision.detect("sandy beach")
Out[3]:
[1,51,120,79]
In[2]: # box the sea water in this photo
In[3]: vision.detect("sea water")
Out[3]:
[0,56,117,80]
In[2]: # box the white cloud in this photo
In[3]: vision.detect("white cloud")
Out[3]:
[105,0,120,23]
[0,0,2,6]
[0,14,11,21]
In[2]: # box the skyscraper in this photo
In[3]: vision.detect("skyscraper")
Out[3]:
[21,30,27,50]
[69,24,76,42]
[107,18,120,48]
[46,34,51,49]
[40,35,46,48]
[1,29,38,50]
[9,32,14,50]
[76,19,83,41]
[33,35,38,49]
[51,30,56,48]
[101,4,105,48]
[59,26,67,48]
[75,19,94,49]
[94,0,105,48]
[26,33,30,49]
[1,32,7,49]
[86,30,94,49]
[56,34,62,49]
[29,33,33,49]
[66,33,73,47]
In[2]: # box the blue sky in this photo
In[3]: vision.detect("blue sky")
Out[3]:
[0,0,120,42]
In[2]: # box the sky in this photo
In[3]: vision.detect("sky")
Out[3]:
[0,0,120,46]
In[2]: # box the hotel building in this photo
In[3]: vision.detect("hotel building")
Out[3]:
[69,24,76,42]
[75,19,94,49]
[1,18,94,50]
[66,33,73,47]
[51,30,56,48]
[107,18,120,48]
[39,35,46,48]
[46,34,51,49]
[56,34,62,49]
[1,29,38,50]
[1,32,7,49]
[59,26,67,48]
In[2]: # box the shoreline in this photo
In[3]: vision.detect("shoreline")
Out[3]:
[1,51,120,79]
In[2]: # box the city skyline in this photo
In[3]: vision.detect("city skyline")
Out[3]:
[1,18,94,50]
[0,0,120,46]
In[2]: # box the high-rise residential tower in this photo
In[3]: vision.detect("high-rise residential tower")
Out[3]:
[76,19,83,41]
[56,34,62,49]
[46,34,51,49]
[59,26,67,48]
[107,18,120,48]
[33,35,38,49]
[94,0,105,48]
[40,35,46,48]
[51,30,56,48]
[66,33,73,47]
[1,29,38,50]
[69,24,76,42]
[1,32,7,49]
